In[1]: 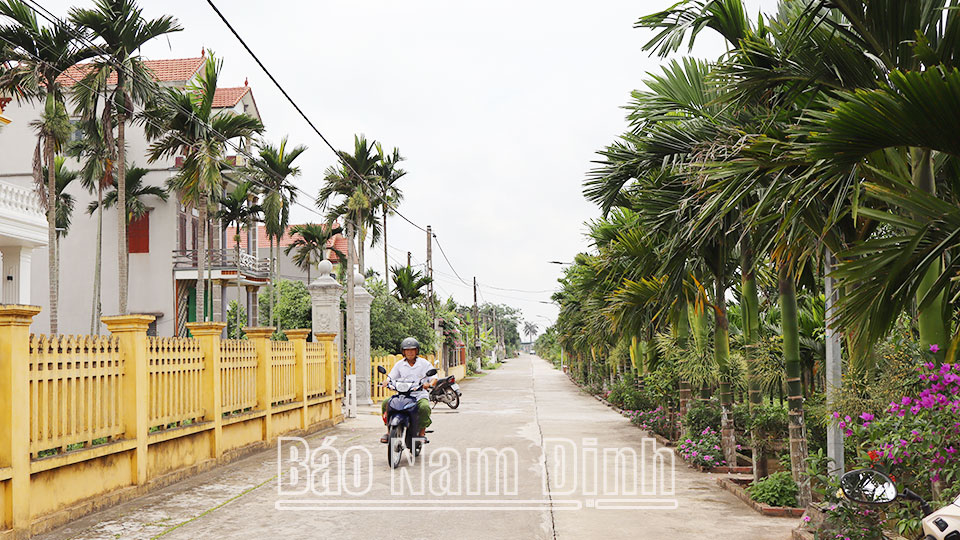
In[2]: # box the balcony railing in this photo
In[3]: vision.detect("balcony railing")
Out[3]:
[172,249,270,278]
[0,181,45,220]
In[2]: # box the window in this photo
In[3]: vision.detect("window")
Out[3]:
[128,213,150,254]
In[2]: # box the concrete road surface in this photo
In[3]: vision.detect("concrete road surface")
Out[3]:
[38,354,797,540]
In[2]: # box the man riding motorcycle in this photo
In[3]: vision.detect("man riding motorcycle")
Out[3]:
[380,337,437,444]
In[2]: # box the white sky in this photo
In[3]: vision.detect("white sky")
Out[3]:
[39,0,779,337]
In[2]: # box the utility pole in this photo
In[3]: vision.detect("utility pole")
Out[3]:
[824,250,844,477]
[407,251,411,268]
[473,277,480,367]
[426,225,434,319]
[493,305,500,360]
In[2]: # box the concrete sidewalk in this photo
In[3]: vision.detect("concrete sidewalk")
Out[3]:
[37,354,797,540]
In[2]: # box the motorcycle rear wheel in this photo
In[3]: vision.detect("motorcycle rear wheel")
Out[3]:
[388,425,404,468]
[444,388,460,409]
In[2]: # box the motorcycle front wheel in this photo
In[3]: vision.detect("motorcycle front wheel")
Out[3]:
[444,388,460,409]
[388,425,404,468]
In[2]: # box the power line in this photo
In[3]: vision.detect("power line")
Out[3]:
[203,0,430,235]
[432,234,470,286]
[15,0,551,304]
[17,0,336,226]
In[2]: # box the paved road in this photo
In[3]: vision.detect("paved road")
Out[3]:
[39,354,797,540]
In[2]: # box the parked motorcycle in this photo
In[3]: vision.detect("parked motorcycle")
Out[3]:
[378,365,438,468]
[841,468,958,540]
[429,374,461,409]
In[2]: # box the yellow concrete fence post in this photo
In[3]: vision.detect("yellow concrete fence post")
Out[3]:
[315,333,336,397]
[102,314,155,486]
[0,305,40,533]
[285,329,310,430]
[185,322,226,459]
[244,327,275,441]
[316,333,339,419]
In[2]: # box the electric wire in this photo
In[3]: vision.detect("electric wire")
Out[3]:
[12,0,557,306]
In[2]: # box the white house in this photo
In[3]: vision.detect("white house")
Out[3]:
[0,55,271,336]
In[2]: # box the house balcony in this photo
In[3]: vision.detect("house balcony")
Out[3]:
[0,180,47,304]
[172,248,271,286]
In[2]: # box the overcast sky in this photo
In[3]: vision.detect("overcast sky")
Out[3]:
[42,0,778,337]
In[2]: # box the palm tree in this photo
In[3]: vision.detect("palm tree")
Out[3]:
[391,265,431,303]
[374,144,405,293]
[88,164,168,219]
[0,0,96,333]
[317,134,380,376]
[69,117,113,333]
[145,54,263,323]
[523,321,538,343]
[284,223,343,283]
[70,0,181,315]
[246,136,305,327]
[216,181,261,337]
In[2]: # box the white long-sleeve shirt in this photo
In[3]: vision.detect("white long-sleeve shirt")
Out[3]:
[388,357,437,401]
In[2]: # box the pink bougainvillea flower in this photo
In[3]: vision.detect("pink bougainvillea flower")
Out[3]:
[930,344,941,354]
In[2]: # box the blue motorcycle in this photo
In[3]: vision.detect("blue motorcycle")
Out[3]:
[377,365,438,468]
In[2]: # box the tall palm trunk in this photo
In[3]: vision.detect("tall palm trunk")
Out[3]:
[117,118,128,314]
[741,232,764,480]
[689,300,711,402]
[269,237,275,327]
[345,219,356,382]
[714,273,737,467]
[45,133,58,334]
[358,223,366,276]
[196,196,207,323]
[91,187,104,334]
[780,264,812,507]
[383,203,389,293]
[235,228,242,338]
[911,148,948,363]
[676,301,692,419]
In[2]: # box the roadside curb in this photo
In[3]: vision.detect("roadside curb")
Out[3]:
[716,477,806,517]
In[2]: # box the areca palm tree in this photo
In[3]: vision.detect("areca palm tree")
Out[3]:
[70,0,181,315]
[216,181,261,337]
[70,117,113,333]
[284,223,343,283]
[0,0,96,333]
[42,156,78,305]
[86,164,167,330]
[391,265,431,303]
[246,136,305,326]
[88,164,168,219]
[145,54,263,323]
[374,144,405,292]
[317,134,381,373]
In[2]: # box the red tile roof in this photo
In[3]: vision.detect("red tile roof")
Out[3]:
[226,223,349,263]
[57,57,205,88]
[212,86,251,108]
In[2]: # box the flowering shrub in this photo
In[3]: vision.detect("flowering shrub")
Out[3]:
[627,406,679,439]
[817,356,960,537]
[677,426,726,468]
